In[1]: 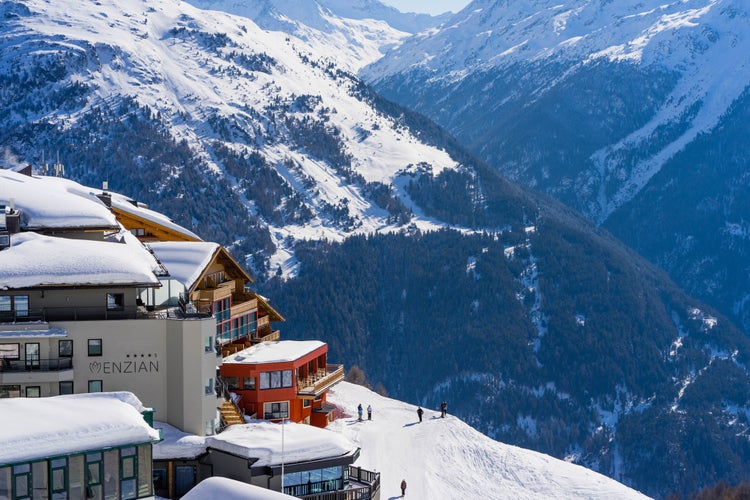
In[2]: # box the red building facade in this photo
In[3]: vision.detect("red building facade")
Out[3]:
[220,340,344,428]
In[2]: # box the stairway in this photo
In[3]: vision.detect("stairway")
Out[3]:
[219,400,244,428]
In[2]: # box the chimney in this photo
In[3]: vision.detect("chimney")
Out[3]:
[5,200,20,234]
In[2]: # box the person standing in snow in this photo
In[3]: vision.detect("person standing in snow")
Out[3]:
[440,401,447,418]
[417,407,423,423]
[367,404,372,420]
[400,479,407,497]
[357,403,363,421]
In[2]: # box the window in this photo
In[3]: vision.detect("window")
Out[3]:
[25,386,40,398]
[0,385,20,398]
[204,378,214,396]
[225,377,239,390]
[204,336,214,353]
[131,228,145,237]
[0,343,19,360]
[59,381,74,395]
[259,370,293,389]
[58,340,73,358]
[88,339,102,357]
[86,453,103,500]
[106,293,124,311]
[120,447,137,500]
[88,380,103,393]
[303,399,311,408]
[51,458,67,496]
[12,464,31,499]
[243,377,256,390]
[14,296,28,318]
[263,401,289,420]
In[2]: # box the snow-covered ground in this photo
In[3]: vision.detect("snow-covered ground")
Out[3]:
[327,382,650,499]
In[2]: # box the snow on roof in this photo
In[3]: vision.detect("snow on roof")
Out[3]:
[0,169,118,229]
[153,421,208,460]
[0,392,159,466]
[0,327,67,338]
[0,231,161,289]
[182,477,298,500]
[109,191,202,241]
[148,241,219,290]
[206,420,356,467]
[223,340,326,365]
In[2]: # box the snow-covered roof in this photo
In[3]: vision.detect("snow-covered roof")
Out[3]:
[0,392,160,466]
[153,421,208,460]
[0,169,118,230]
[182,477,298,500]
[0,327,67,338]
[148,241,220,290]
[223,340,326,365]
[206,420,356,467]
[0,231,162,289]
[109,191,202,241]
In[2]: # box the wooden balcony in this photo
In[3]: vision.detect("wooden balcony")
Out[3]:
[298,364,344,398]
[230,294,258,317]
[194,280,235,303]
[249,329,280,344]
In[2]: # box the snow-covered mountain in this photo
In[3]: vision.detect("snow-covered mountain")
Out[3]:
[3,0,750,497]
[362,0,750,336]
[185,0,447,71]
[328,381,648,500]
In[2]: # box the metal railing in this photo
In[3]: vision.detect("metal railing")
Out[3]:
[0,357,73,372]
[293,466,380,500]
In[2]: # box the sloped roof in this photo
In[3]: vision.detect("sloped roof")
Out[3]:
[0,392,160,465]
[0,169,118,230]
[109,191,202,241]
[148,241,221,290]
[0,231,162,289]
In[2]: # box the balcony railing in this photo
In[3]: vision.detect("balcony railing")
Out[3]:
[1,307,147,323]
[293,466,380,500]
[0,358,73,372]
[298,364,344,397]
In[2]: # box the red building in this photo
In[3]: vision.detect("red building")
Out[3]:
[220,340,344,428]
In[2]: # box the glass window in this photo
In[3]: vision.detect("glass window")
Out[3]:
[0,385,21,398]
[120,447,136,500]
[243,377,255,390]
[225,377,239,390]
[14,296,28,317]
[88,380,103,393]
[204,336,214,353]
[137,445,152,497]
[0,467,10,500]
[303,399,311,408]
[59,381,74,395]
[263,401,289,420]
[270,371,281,388]
[25,386,40,398]
[50,458,67,495]
[103,449,119,500]
[88,339,102,357]
[12,464,31,499]
[282,370,293,387]
[32,462,47,500]
[204,378,213,396]
[106,293,124,311]
[0,343,19,360]
[259,372,270,389]
[0,296,10,312]
[59,340,73,357]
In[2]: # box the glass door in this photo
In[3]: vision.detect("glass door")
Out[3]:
[25,343,40,370]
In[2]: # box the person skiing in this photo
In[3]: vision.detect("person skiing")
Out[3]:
[417,406,423,423]
[357,403,363,421]
[440,401,447,418]
[367,404,372,420]
[400,479,407,497]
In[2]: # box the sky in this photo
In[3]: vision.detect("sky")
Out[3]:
[381,0,472,15]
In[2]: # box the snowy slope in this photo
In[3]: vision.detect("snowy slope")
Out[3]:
[328,382,649,500]
[363,0,750,222]
[184,0,440,71]
[1,0,463,276]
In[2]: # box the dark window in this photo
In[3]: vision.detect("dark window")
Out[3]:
[25,386,40,398]
[88,380,103,393]
[106,293,124,311]
[59,340,73,358]
[88,339,102,357]
[243,377,256,390]
[59,381,74,395]
[0,385,20,398]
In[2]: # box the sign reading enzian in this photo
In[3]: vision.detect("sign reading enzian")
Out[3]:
[89,358,159,375]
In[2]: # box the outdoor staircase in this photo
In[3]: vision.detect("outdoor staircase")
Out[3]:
[219,400,244,428]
